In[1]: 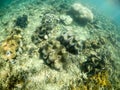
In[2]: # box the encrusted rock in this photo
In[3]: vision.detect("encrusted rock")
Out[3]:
[6,70,28,90]
[32,13,59,44]
[60,15,73,25]
[83,37,106,50]
[81,38,110,76]
[39,40,68,70]
[57,33,81,55]
[71,3,94,23]
[41,13,59,29]
[0,34,22,60]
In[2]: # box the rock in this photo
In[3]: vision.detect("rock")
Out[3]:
[44,35,48,40]
[71,3,94,23]
[60,15,73,25]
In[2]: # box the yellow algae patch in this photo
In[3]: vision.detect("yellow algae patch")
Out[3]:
[70,71,111,90]
[90,71,111,87]
[0,35,21,60]
[71,85,88,90]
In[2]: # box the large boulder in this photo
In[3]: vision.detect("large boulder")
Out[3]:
[71,3,94,23]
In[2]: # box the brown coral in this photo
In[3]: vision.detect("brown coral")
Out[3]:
[57,33,81,55]
[0,35,21,60]
[90,71,111,87]
[39,40,68,70]
[70,71,111,90]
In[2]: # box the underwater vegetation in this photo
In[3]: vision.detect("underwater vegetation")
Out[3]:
[0,60,29,90]
[15,14,28,28]
[32,13,59,44]
[57,32,81,55]
[4,70,28,90]
[70,70,111,90]
[81,37,109,75]
[68,36,113,90]
[0,33,22,60]
[89,70,111,87]
[39,40,68,70]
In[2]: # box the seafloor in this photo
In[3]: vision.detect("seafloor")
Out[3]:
[0,0,120,90]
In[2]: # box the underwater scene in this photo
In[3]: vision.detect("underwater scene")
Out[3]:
[0,0,120,90]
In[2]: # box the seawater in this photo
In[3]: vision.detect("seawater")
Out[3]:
[0,0,12,8]
[1,0,120,25]
[79,0,120,25]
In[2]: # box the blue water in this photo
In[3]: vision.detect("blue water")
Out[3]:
[1,0,120,25]
[79,0,120,25]
[0,0,12,8]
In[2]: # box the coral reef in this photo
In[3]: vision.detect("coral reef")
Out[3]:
[0,63,29,90]
[32,13,59,44]
[71,3,94,23]
[60,14,73,25]
[70,70,111,90]
[15,14,28,28]
[6,70,28,90]
[81,37,111,75]
[39,40,68,70]
[57,32,81,55]
[0,34,22,60]
[89,70,111,87]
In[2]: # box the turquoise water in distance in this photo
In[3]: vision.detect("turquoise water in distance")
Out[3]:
[0,0,120,25]
[79,0,120,25]
[0,0,12,8]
